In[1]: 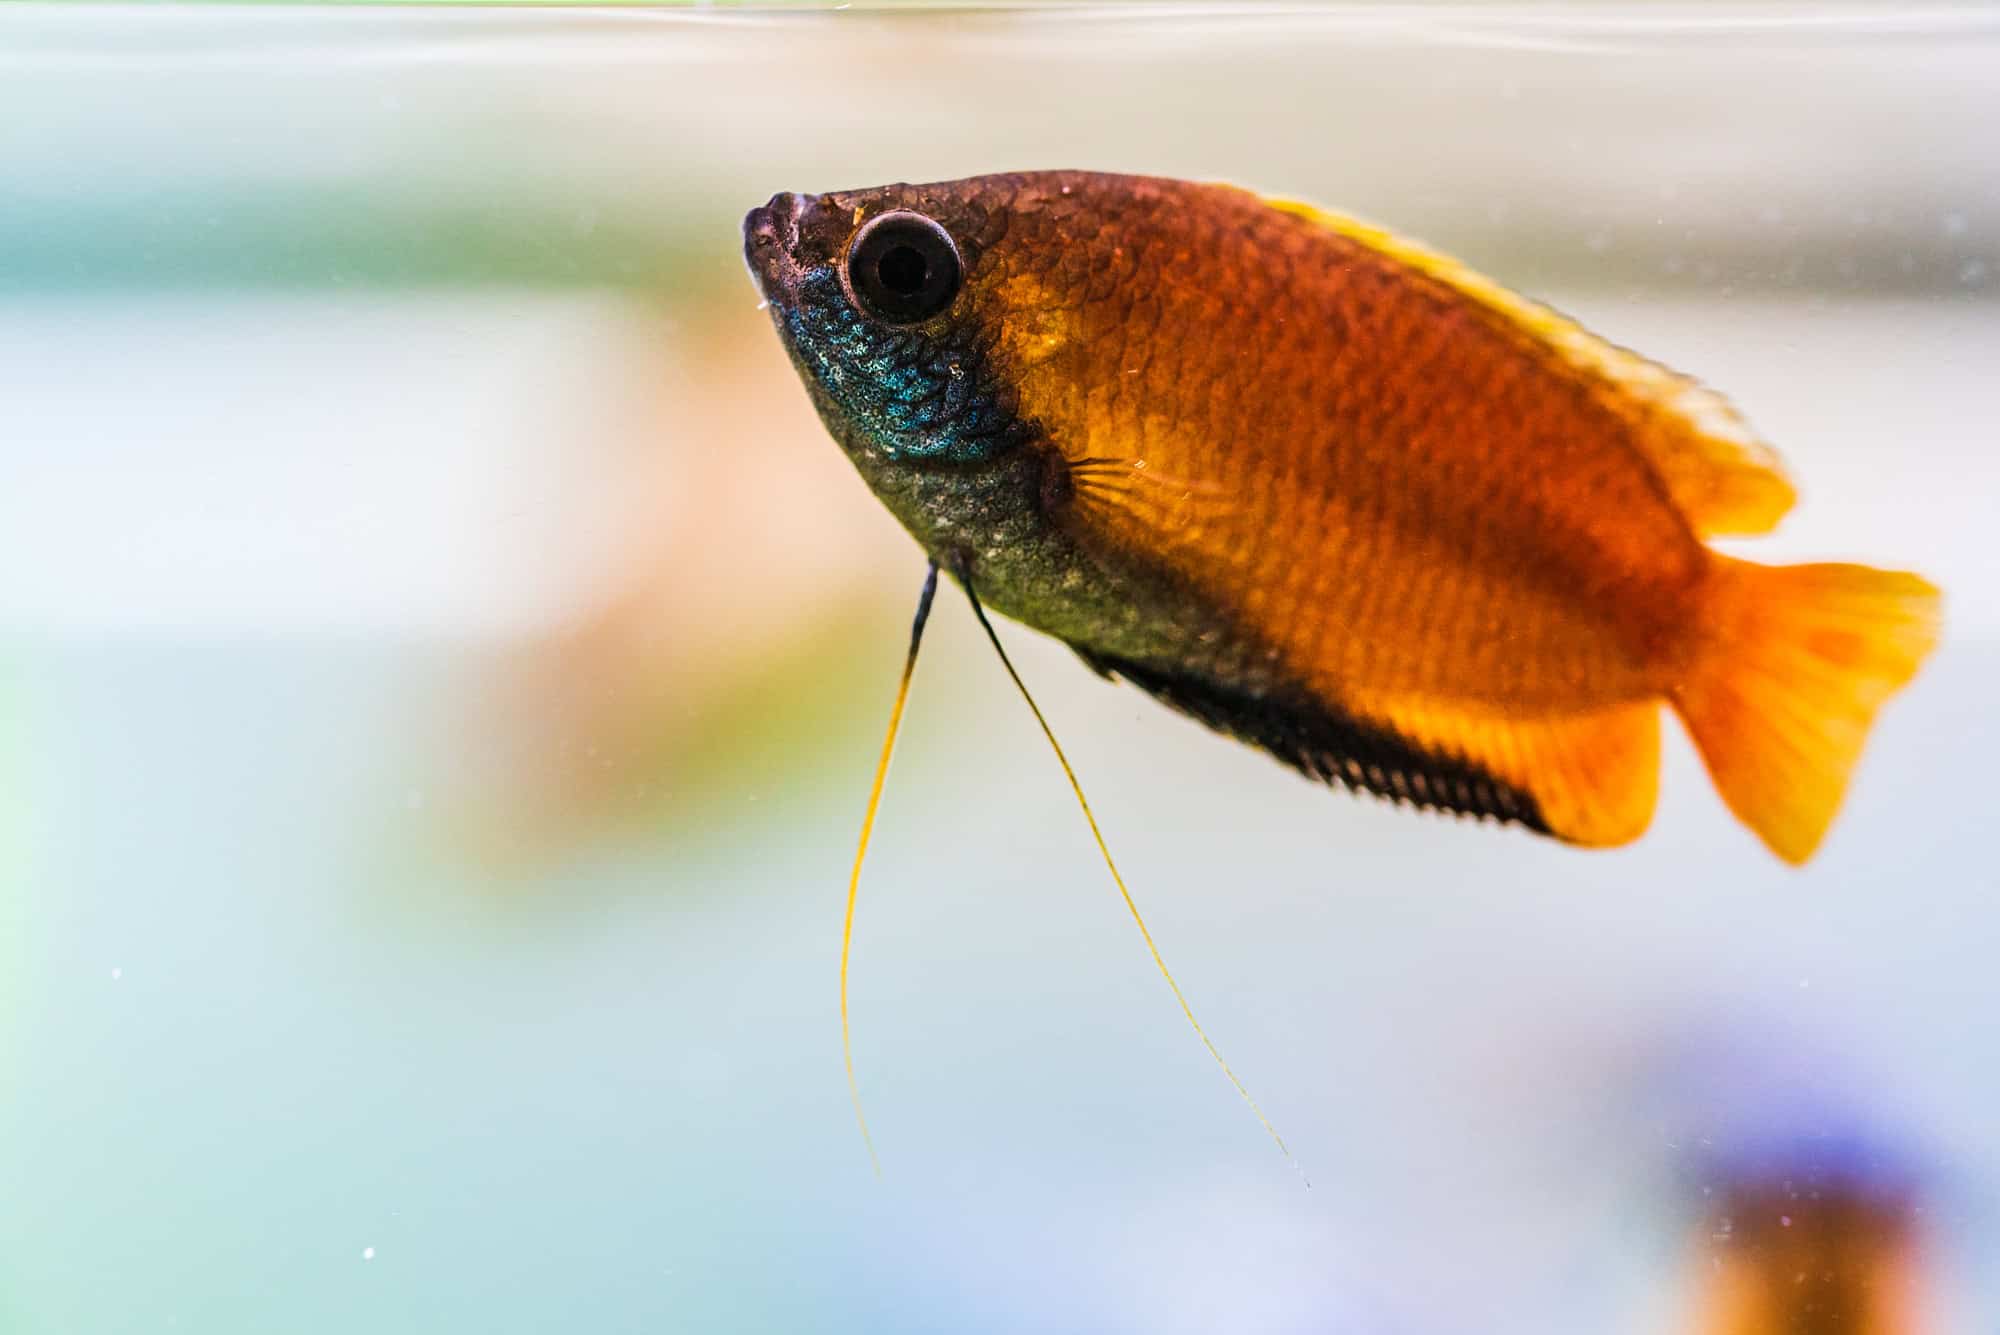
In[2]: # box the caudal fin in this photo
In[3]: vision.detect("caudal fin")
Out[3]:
[1673,557,1941,864]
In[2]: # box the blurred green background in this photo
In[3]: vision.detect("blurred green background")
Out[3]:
[1,4,1995,1333]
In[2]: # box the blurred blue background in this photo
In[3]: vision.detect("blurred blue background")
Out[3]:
[0,5,1995,1332]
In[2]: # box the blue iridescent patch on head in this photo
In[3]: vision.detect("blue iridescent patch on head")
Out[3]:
[781,267,1029,465]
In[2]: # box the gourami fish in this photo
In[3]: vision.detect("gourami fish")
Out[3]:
[744,171,1938,865]
[741,171,1939,1162]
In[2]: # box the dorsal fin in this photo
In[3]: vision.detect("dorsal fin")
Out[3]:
[1256,192,1799,538]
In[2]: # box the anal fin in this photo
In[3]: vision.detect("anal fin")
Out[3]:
[1077,650,1553,834]
[1353,692,1663,848]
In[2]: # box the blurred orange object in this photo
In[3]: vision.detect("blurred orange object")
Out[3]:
[1691,1145,1928,1335]
[467,287,912,864]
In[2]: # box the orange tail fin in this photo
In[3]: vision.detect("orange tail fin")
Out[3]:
[1673,557,1941,864]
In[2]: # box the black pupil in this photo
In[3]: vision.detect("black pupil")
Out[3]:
[847,212,960,324]
[877,245,927,295]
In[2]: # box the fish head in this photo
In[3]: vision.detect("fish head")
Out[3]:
[740,174,1040,473]
[742,173,1211,655]
[742,178,1044,477]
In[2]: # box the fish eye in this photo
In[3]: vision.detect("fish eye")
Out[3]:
[845,211,962,324]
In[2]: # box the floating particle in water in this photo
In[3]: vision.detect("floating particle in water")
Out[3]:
[362,1247,376,1261]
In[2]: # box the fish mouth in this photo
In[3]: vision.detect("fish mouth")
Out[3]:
[742,191,805,305]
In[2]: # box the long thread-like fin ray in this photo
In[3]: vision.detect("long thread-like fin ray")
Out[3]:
[841,560,940,1176]
[958,575,1303,1181]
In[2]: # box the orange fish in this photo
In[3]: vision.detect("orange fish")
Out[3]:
[745,171,1940,865]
